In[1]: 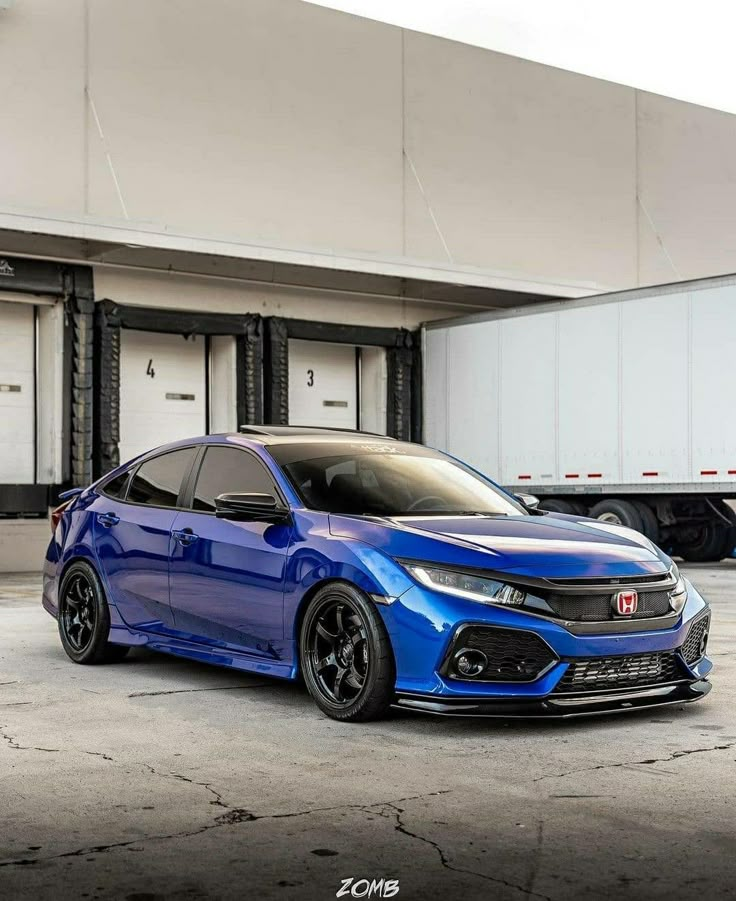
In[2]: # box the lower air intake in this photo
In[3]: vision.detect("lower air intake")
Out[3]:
[553,652,685,694]
[680,614,710,665]
[447,626,557,682]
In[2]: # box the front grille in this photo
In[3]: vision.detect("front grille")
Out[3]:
[545,589,671,622]
[680,614,710,665]
[553,651,685,694]
[448,626,557,682]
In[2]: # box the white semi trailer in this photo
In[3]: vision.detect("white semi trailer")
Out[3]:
[422,274,736,561]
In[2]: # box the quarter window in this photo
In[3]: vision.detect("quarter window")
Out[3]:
[127,447,196,508]
[100,470,130,500]
[192,447,277,512]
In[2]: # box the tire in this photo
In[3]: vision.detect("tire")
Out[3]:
[632,500,660,544]
[589,499,644,532]
[538,499,576,515]
[676,520,729,563]
[58,561,131,665]
[711,500,736,558]
[300,582,395,722]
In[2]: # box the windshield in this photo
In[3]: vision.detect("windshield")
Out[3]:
[266,441,524,517]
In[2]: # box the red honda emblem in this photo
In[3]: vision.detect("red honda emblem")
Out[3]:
[615,589,638,615]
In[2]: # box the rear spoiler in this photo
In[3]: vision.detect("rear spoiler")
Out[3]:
[58,487,85,501]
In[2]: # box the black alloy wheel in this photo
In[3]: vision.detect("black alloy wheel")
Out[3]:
[300,583,395,722]
[310,598,368,703]
[61,571,97,653]
[58,561,130,664]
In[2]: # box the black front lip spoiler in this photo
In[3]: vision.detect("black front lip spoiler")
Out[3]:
[393,680,711,718]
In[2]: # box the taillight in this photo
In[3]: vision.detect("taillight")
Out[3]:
[51,500,71,535]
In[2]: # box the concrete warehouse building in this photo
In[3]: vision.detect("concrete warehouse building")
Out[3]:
[3,0,736,569]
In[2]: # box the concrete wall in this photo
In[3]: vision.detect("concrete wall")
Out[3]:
[1,0,736,292]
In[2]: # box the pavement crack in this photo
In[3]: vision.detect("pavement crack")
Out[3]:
[374,801,554,901]
[1,728,60,753]
[535,741,736,781]
[267,789,452,823]
[0,789,452,869]
[128,684,269,698]
[84,750,114,761]
[141,764,230,808]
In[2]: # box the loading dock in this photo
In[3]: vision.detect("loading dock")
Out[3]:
[119,330,207,463]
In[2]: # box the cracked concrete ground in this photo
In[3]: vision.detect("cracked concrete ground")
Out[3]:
[0,565,734,901]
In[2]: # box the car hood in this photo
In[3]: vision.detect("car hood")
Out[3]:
[328,511,671,579]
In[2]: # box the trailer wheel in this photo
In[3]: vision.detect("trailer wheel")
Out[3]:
[632,500,660,544]
[589,499,644,533]
[711,500,736,558]
[676,521,728,562]
[538,499,576,515]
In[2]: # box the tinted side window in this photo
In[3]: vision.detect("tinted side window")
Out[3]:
[100,470,130,499]
[128,448,196,508]
[192,447,277,512]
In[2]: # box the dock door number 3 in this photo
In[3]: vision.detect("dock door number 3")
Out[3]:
[306,369,314,387]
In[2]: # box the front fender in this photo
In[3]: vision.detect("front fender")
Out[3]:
[283,511,414,646]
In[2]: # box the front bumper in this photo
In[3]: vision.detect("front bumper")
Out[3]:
[379,577,713,716]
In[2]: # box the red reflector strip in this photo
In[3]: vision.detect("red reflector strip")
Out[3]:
[587,473,602,478]
[565,473,579,479]
[642,472,658,477]
[729,470,736,475]
[517,475,532,480]
[701,470,718,476]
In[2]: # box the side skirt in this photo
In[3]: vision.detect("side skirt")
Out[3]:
[109,624,296,680]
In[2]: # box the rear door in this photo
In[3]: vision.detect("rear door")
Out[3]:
[93,446,197,632]
[168,445,290,654]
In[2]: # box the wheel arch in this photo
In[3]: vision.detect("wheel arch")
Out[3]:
[58,552,101,586]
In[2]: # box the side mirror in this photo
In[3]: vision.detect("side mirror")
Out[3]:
[214,493,290,522]
[515,493,540,510]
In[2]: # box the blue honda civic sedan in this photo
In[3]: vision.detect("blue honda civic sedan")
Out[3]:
[43,427,712,721]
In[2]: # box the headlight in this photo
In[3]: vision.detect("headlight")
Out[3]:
[402,563,526,606]
[670,563,688,613]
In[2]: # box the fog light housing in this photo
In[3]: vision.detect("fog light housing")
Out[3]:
[453,648,488,678]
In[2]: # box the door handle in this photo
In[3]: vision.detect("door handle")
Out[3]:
[173,528,199,546]
[97,512,120,528]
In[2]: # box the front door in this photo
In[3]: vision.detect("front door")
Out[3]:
[94,446,197,633]
[168,444,290,656]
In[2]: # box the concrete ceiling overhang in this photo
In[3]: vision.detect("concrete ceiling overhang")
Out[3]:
[0,211,607,311]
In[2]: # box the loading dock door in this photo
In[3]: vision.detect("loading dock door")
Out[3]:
[0,301,35,483]
[119,330,206,464]
[288,340,358,429]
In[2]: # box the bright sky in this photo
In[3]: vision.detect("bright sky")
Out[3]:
[305,0,736,115]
